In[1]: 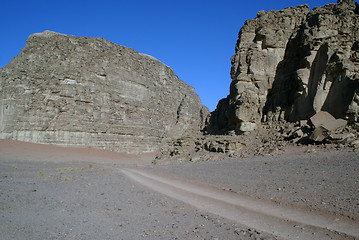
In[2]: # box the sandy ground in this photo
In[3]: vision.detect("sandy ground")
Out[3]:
[150,150,359,220]
[1,139,358,239]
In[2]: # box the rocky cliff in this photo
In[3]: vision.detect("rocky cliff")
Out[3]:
[0,31,208,153]
[208,0,359,134]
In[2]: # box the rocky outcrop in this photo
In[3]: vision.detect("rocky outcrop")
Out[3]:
[0,31,208,153]
[157,134,245,160]
[285,110,356,143]
[207,0,359,134]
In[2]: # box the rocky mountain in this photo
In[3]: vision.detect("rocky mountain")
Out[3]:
[0,31,208,153]
[1,0,358,159]
[207,0,359,134]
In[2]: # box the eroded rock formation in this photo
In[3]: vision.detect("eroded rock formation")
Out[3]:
[0,31,208,153]
[208,0,359,134]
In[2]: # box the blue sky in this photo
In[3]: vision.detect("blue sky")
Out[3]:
[1,0,337,111]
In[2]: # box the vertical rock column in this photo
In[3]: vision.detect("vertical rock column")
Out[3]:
[208,5,309,133]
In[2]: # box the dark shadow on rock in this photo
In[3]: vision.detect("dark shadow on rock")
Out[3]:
[321,54,359,122]
[262,25,310,123]
[263,25,359,124]
[204,98,237,135]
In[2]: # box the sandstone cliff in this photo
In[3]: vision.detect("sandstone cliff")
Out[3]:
[0,31,208,153]
[208,0,359,134]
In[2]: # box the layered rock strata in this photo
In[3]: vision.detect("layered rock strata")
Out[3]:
[208,0,359,134]
[0,31,208,153]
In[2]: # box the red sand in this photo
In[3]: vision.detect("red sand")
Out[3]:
[0,139,156,165]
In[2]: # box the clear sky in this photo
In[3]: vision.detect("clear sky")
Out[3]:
[1,0,337,111]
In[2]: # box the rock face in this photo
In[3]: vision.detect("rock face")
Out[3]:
[0,31,208,153]
[207,0,359,134]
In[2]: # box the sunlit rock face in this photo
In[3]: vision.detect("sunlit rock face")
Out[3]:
[0,31,209,153]
[207,0,359,134]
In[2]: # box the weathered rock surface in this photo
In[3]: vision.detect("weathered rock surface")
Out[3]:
[281,110,358,145]
[0,31,208,153]
[156,1,358,162]
[156,134,245,162]
[207,0,359,134]
[310,111,347,132]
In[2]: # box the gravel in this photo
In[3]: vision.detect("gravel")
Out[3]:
[149,150,359,220]
[0,161,276,240]
[1,140,358,239]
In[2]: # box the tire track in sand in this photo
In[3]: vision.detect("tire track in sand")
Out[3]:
[122,168,359,240]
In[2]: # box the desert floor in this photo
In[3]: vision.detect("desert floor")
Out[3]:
[0,139,358,240]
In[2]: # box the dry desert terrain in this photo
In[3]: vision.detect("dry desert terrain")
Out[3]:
[1,139,358,240]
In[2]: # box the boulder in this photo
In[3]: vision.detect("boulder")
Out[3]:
[351,139,359,150]
[310,111,336,128]
[310,126,329,142]
[307,111,349,142]
[329,132,355,142]
[322,119,348,133]
[310,111,347,132]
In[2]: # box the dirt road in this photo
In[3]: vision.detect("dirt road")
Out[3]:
[122,168,359,239]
